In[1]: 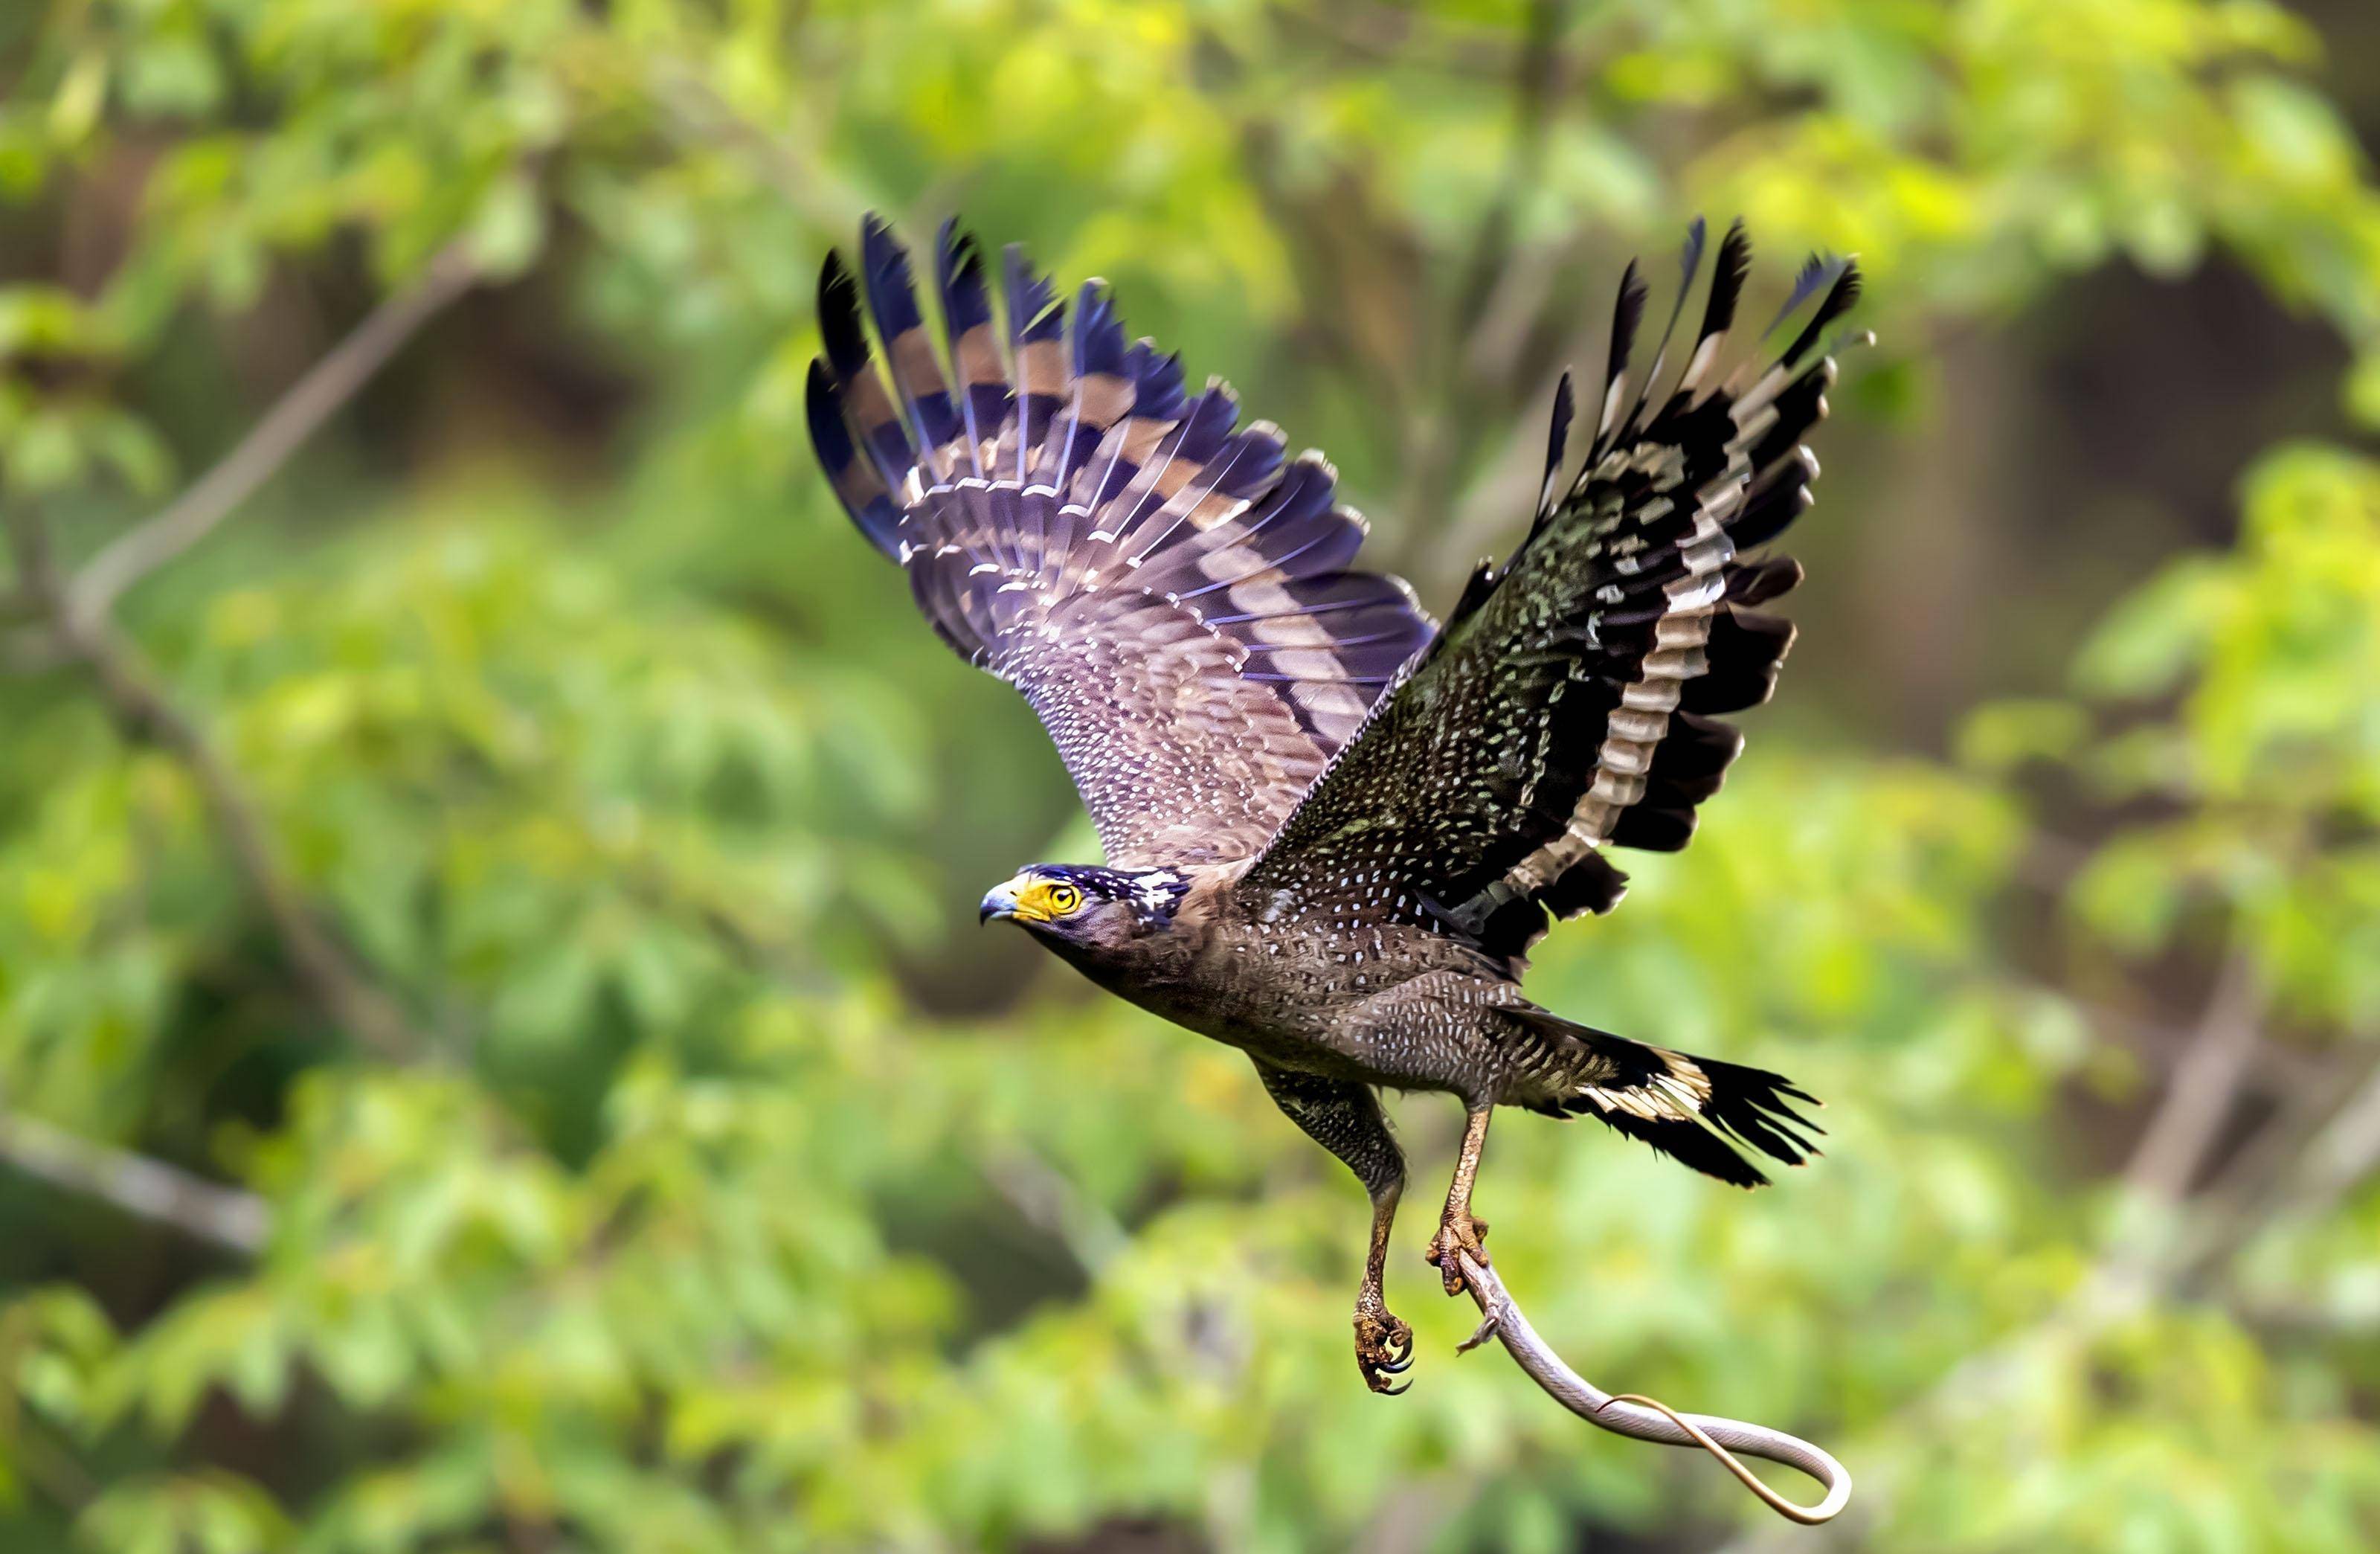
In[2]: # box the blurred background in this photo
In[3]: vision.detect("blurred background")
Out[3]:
[3,0,2379,1549]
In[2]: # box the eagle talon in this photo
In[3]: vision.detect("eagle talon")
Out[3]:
[1424,1213,1489,1297]
[1354,1305,1415,1395]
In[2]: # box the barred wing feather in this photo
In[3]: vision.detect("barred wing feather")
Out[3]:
[808,216,1435,867]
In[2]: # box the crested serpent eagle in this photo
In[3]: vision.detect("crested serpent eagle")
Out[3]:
[808,215,1860,1393]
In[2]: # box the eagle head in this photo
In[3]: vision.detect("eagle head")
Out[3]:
[979,864,1187,958]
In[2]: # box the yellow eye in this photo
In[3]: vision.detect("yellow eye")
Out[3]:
[1046,883,1084,915]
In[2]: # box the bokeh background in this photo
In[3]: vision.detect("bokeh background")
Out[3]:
[4,1,2380,1549]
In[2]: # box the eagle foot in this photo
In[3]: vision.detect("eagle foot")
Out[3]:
[1424,1213,1489,1297]
[1354,1303,1414,1395]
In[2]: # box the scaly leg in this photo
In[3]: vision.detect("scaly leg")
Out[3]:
[1353,1176,1407,1387]
[1424,1102,1493,1296]
[1252,1062,1413,1394]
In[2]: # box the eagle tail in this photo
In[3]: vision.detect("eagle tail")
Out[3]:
[1502,1007,1821,1189]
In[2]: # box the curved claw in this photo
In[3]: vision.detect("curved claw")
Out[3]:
[1354,1306,1415,1395]
[1424,1213,1490,1297]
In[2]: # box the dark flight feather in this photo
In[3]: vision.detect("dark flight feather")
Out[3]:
[1247,223,1861,967]
[1618,216,1707,441]
[1537,370,1575,526]
[1588,258,1648,466]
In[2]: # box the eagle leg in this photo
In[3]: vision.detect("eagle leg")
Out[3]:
[1353,1181,1413,1393]
[1250,1061,1414,1394]
[1424,1103,1493,1297]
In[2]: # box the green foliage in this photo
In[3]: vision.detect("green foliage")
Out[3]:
[2072,446,2380,1025]
[4,0,2379,1549]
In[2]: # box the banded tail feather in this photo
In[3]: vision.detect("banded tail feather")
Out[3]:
[1503,1008,1821,1189]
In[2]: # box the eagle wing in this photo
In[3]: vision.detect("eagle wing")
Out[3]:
[808,217,1435,867]
[1241,222,1862,967]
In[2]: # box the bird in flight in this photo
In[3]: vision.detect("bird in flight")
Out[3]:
[809,214,1859,1393]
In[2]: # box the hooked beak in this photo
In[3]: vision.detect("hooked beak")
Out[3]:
[979,876,1034,925]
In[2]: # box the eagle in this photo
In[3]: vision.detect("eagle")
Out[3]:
[808,214,1859,1393]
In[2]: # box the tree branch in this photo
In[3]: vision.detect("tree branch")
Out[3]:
[68,242,480,629]
[1268,1,1531,80]
[2118,951,2262,1202]
[1380,0,1566,587]
[2076,949,2264,1315]
[1452,0,1567,337]
[640,62,867,234]
[1451,1250,1852,1524]
[2262,1054,2380,1224]
[7,509,416,1059]
[978,1144,1130,1276]
[2080,989,2328,1097]
[0,1108,266,1254]
[2178,1043,2380,1286]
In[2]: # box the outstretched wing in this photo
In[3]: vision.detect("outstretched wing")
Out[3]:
[1242,221,1862,967]
[808,216,1434,867]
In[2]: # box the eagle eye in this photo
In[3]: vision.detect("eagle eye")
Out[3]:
[1045,882,1084,915]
